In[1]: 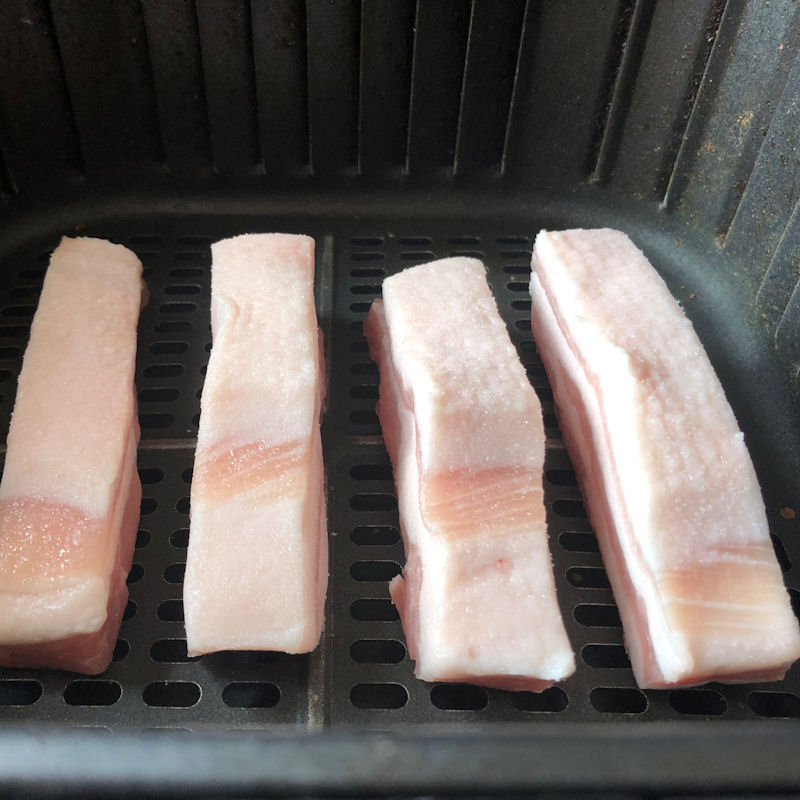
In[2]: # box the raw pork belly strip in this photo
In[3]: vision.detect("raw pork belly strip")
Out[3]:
[0,237,144,675]
[365,258,574,691]
[530,228,800,689]
[184,234,327,656]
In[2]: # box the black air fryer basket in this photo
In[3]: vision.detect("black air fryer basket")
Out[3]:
[1,1,800,796]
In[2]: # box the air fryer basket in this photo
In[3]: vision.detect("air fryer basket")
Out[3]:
[1,1,800,796]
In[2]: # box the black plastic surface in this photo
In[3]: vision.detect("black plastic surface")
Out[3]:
[1,0,800,795]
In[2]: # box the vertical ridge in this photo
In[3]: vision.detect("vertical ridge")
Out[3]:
[252,0,309,176]
[776,273,800,378]
[358,0,414,176]
[301,0,311,174]
[305,0,360,177]
[136,0,166,167]
[356,0,365,176]
[585,0,638,180]
[141,0,213,175]
[756,199,800,329]
[660,0,797,230]
[304,0,315,176]
[353,2,362,175]
[404,1,471,176]
[589,0,655,183]
[245,0,263,172]
[724,43,800,276]
[403,0,422,176]
[452,0,477,176]
[659,1,728,211]
[659,28,721,210]
[42,0,86,176]
[193,0,216,173]
[195,0,261,176]
[654,0,725,201]
[500,0,532,176]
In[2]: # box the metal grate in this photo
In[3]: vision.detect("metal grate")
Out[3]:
[0,221,798,731]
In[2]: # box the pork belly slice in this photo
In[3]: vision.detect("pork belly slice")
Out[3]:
[0,237,143,674]
[530,228,800,689]
[183,234,327,657]
[364,258,574,691]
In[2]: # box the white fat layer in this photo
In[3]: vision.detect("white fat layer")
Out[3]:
[382,258,544,476]
[373,261,575,683]
[530,263,690,683]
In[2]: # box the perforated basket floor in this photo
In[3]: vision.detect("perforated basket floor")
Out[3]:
[0,214,799,763]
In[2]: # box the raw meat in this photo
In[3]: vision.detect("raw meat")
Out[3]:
[0,237,144,674]
[530,228,800,688]
[364,258,575,691]
[183,234,327,656]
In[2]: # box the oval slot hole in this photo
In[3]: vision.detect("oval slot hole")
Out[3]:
[143,363,184,378]
[222,682,280,709]
[582,644,631,669]
[512,687,568,712]
[149,341,189,355]
[350,525,400,545]
[553,499,588,518]
[0,680,42,706]
[350,494,397,512]
[164,563,186,584]
[546,469,578,486]
[590,687,647,714]
[139,413,174,429]
[350,599,399,622]
[136,529,151,548]
[143,682,201,708]
[350,561,402,582]
[350,410,380,426]
[669,689,726,716]
[140,497,157,515]
[150,639,195,663]
[350,384,378,399]
[748,691,800,718]
[350,361,378,375]
[176,497,191,515]
[158,599,184,623]
[430,684,488,711]
[138,467,164,484]
[567,567,610,589]
[113,639,130,662]
[350,639,406,664]
[350,464,393,481]
[574,604,622,628]
[350,683,408,709]
[559,531,599,553]
[170,528,190,548]
[64,681,121,707]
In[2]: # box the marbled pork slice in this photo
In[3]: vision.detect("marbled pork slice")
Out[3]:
[530,228,800,688]
[364,258,574,691]
[0,237,144,674]
[184,234,327,656]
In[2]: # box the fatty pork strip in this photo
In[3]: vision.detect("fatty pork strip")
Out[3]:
[184,234,327,656]
[0,237,144,674]
[530,228,800,688]
[364,258,575,691]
